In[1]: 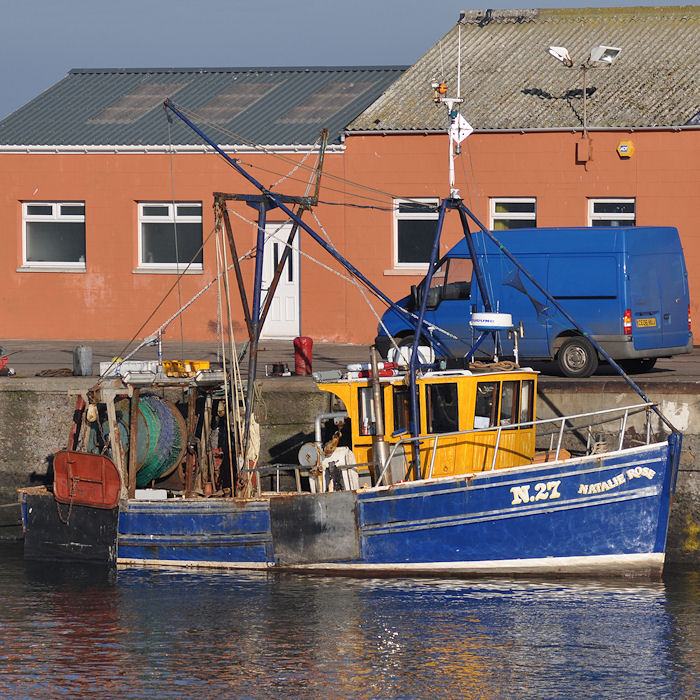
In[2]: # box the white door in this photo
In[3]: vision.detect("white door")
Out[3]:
[259,223,300,339]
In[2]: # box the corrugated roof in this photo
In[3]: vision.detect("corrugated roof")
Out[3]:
[0,66,406,147]
[349,7,699,132]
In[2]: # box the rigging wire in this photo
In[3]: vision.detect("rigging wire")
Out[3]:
[215,225,241,496]
[169,100,444,212]
[309,208,402,357]
[459,139,496,307]
[225,202,462,346]
[269,139,317,189]
[95,220,221,382]
[167,115,186,363]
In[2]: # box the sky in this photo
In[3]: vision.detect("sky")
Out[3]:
[0,0,693,120]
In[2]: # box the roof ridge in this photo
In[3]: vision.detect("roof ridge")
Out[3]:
[458,6,699,25]
[68,66,409,76]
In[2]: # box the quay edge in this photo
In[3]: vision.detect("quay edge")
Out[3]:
[1,375,698,567]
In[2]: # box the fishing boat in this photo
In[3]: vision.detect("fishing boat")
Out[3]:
[18,92,682,578]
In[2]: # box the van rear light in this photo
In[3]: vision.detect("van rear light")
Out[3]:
[689,305,692,332]
[623,309,632,335]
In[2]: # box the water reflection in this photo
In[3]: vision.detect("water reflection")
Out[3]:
[0,543,698,698]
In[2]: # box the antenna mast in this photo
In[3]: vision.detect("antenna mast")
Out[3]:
[432,21,472,198]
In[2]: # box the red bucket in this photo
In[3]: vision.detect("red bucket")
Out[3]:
[293,337,313,375]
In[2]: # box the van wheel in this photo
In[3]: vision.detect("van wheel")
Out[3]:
[397,334,430,354]
[618,358,657,373]
[557,337,599,378]
[398,334,417,349]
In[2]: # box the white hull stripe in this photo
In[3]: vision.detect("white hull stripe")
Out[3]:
[117,552,664,575]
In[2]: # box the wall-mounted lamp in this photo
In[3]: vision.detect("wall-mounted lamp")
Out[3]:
[547,46,573,67]
[587,45,622,67]
[546,44,622,162]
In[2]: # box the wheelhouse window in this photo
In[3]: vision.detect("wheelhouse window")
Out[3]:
[426,382,459,434]
[474,381,500,429]
[588,198,636,227]
[393,198,439,268]
[474,379,534,430]
[392,385,411,435]
[520,379,534,424]
[499,381,520,426]
[490,198,536,230]
[22,202,86,269]
[358,386,385,437]
[138,202,203,271]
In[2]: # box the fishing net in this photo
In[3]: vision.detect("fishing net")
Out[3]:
[135,396,186,487]
[89,395,186,488]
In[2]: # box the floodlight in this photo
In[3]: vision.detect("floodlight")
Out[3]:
[547,46,574,67]
[588,45,622,66]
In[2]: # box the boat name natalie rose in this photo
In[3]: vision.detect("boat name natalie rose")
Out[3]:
[578,467,656,496]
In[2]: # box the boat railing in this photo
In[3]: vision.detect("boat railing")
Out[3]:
[240,401,658,494]
[377,401,658,484]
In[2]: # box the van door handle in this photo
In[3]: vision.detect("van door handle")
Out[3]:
[664,314,670,320]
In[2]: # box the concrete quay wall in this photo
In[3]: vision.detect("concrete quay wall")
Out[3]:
[1,376,698,566]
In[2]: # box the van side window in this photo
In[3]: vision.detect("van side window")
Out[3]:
[392,385,411,435]
[520,380,534,424]
[442,257,472,301]
[427,383,459,434]
[425,258,449,308]
[500,381,520,426]
[474,381,499,429]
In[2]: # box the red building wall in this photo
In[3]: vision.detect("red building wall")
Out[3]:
[0,150,352,342]
[0,128,697,345]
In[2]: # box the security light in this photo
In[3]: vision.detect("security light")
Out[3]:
[545,42,622,151]
[547,46,574,67]
[588,45,622,66]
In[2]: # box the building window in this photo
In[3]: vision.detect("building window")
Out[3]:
[588,198,636,227]
[490,198,537,230]
[22,202,86,269]
[393,198,439,267]
[138,202,203,271]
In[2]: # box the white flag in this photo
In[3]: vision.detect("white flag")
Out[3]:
[450,114,473,143]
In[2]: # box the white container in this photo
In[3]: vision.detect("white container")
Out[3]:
[387,345,435,365]
[99,359,159,377]
[134,489,168,500]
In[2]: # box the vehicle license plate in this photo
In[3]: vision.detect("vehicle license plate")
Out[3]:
[636,318,657,327]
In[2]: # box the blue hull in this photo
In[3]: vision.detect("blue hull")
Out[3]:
[114,437,679,577]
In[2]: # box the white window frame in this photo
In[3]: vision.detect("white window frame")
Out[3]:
[20,201,86,272]
[489,197,537,230]
[137,202,203,273]
[393,197,440,270]
[588,198,636,227]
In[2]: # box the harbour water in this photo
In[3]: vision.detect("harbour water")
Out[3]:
[0,543,698,698]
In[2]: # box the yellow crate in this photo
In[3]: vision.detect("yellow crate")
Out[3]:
[162,359,211,377]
